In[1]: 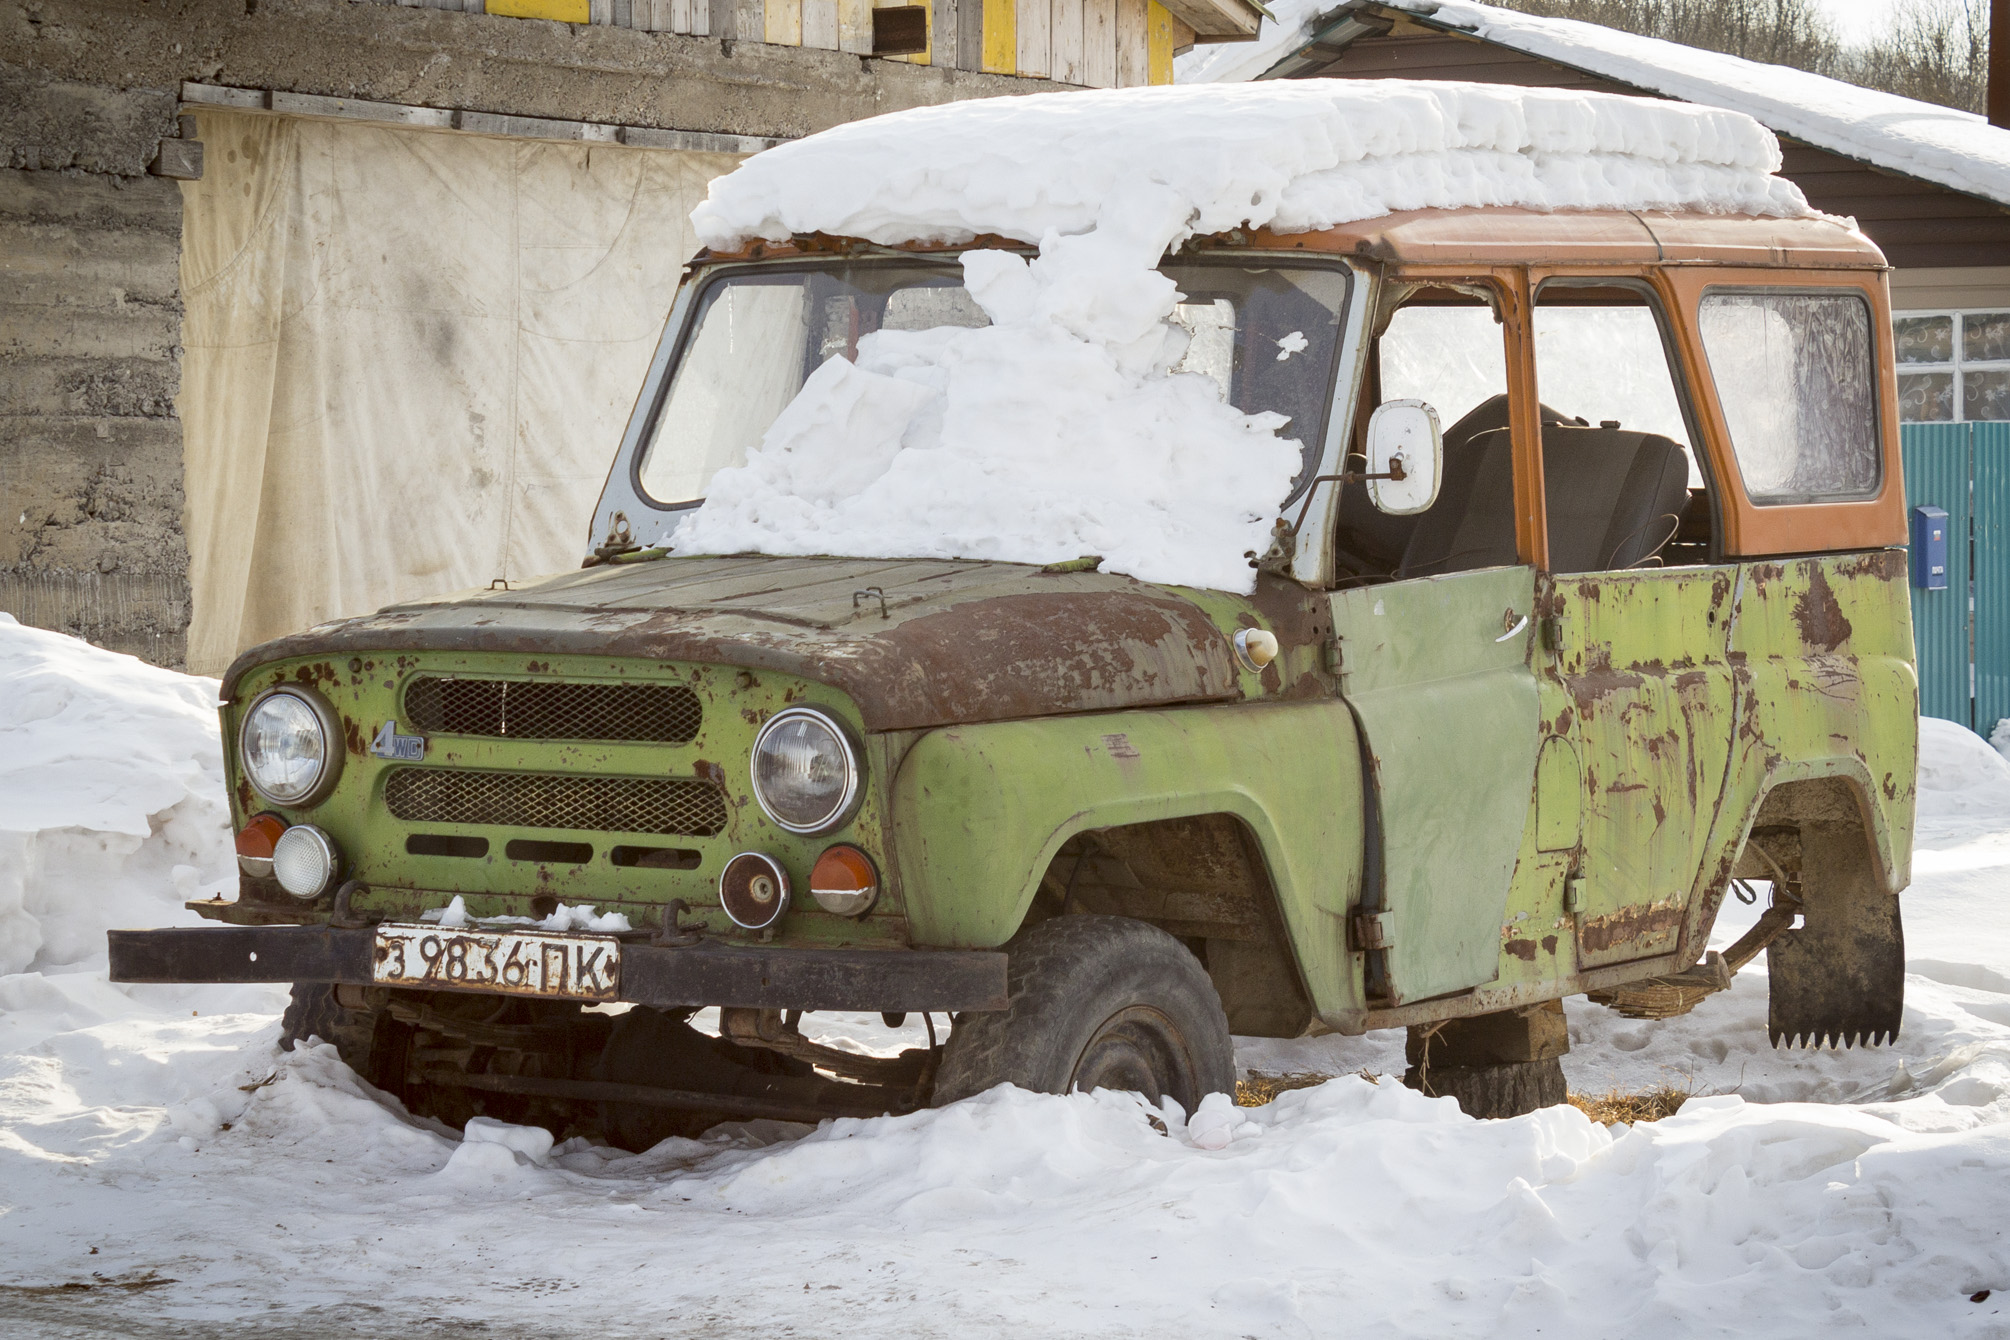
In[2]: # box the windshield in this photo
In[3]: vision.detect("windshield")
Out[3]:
[634,257,1352,508]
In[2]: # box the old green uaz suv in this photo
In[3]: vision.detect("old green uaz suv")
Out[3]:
[111,204,1917,1135]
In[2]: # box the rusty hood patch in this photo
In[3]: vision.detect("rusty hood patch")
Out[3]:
[220,556,1246,731]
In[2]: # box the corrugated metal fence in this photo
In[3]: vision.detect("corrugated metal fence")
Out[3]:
[1902,421,2010,739]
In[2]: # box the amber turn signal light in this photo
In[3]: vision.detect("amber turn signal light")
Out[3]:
[235,812,288,876]
[810,844,878,918]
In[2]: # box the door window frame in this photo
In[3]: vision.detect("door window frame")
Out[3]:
[1526,269,1722,570]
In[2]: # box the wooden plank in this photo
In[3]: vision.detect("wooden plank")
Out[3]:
[612,0,632,25]
[1145,0,1173,84]
[1081,0,1115,86]
[735,0,764,39]
[691,0,709,33]
[765,0,802,43]
[838,0,873,50]
[983,0,1016,72]
[1016,0,1049,77]
[802,0,838,46]
[931,0,958,67]
[1050,0,1083,82]
[1114,0,1146,85]
[671,0,695,31]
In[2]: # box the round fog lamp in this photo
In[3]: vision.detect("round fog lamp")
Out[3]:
[240,688,342,808]
[750,707,861,835]
[720,851,791,931]
[810,845,878,918]
[271,824,340,899]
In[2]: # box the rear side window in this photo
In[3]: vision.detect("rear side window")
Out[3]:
[1697,290,1881,504]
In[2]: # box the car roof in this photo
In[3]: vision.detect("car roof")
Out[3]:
[702,208,1885,271]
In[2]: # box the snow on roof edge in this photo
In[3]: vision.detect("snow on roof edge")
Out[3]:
[1181,0,2010,215]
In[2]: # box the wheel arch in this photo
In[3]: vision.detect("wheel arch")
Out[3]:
[887,702,1368,1020]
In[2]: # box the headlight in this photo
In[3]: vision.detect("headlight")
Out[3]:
[750,707,862,834]
[239,687,342,807]
[271,824,340,899]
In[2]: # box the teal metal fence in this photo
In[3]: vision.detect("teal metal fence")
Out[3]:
[1902,423,1971,726]
[1902,421,2010,740]
[1976,423,2009,740]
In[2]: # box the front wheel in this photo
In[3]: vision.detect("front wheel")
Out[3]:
[933,915,1234,1111]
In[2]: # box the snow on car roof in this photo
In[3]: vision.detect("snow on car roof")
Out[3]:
[691,80,1813,253]
[675,81,1814,594]
[1180,0,2010,214]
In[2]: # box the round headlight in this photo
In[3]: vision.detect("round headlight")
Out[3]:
[271,824,340,899]
[750,707,861,834]
[239,688,342,807]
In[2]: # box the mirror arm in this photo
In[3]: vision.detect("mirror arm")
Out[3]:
[1284,456,1414,541]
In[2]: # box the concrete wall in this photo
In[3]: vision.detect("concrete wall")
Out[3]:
[0,0,1062,667]
[2,56,189,663]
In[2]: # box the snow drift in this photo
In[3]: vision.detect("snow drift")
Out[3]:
[0,615,231,976]
[673,81,1816,593]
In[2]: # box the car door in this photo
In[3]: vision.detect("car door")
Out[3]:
[1327,279,1543,1006]
[1330,570,1541,1003]
[1528,275,1737,968]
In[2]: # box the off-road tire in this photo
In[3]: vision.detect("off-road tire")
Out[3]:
[278,983,408,1096]
[933,914,1235,1111]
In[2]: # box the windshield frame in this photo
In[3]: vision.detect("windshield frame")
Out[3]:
[592,248,1360,561]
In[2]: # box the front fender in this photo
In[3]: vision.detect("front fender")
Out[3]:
[888,700,1366,1018]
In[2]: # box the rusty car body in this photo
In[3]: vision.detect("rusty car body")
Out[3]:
[109,206,1916,1130]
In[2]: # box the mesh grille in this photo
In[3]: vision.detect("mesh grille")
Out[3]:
[384,769,728,836]
[404,677,701,743]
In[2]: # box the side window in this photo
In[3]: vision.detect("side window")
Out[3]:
[1532,284,1709,573]
[1337,295,1520,581]
[1697,290,1882,504]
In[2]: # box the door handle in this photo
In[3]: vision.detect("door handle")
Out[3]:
[1495,612,1530,643]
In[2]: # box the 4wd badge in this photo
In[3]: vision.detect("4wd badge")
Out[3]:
[370,720,426,762]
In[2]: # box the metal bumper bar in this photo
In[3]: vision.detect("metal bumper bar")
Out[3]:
[107,926,1009,1012]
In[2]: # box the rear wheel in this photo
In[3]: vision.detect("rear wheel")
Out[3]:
[934,915,1235,1111]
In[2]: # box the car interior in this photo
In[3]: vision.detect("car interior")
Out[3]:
[1332,282,1717,583]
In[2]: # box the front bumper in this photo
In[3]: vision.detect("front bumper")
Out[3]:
[107,926,1008,1013]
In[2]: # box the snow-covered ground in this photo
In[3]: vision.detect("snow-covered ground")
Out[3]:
[4,618,2010,1337]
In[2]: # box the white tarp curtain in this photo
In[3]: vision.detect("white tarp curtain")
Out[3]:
[177,108,741,674]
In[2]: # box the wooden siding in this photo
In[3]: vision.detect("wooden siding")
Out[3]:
[345,0,1203,82]
[1280,26,2010,270]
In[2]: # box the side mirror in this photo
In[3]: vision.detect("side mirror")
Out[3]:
[1364,399,1443,516]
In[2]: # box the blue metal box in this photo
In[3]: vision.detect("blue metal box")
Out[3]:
[1911,504,1950,591]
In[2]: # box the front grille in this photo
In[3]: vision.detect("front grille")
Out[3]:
[403,677,701,743]
[384,769,729,836]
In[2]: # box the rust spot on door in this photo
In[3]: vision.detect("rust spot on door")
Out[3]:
[1791,566,1854,651]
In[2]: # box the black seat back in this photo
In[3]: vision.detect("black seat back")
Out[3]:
[1399,422,1691,578]
[1541,426,1690,573]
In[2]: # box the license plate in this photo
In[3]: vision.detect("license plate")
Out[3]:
[371,924,621,1001]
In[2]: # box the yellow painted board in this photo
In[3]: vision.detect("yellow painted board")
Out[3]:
[765,0,803,43]
[1016,0,1050,78]
[1082,0,1115,86]
[487,0,591,20]
[1114,0,1146,85]
[983,0,1017,72]
[838,0,874,52]
[1145,0,1174,84]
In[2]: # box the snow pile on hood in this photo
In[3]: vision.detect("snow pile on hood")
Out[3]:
[0,616,231,976]
[674,82,1811,593]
